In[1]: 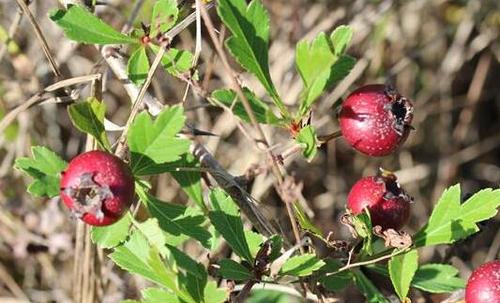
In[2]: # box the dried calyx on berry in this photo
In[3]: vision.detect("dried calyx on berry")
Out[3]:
[60,150,135,226]
[346,168,413,230]
[339,84,414,156]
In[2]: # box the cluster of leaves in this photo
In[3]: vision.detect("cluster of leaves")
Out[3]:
[209,0,355,161]
[50,1,193,84]
[12,1,500,303]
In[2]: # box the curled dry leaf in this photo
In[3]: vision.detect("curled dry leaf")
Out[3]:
[373,226,412,249]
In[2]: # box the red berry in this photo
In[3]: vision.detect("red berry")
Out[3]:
[465,260,500,303]
[346,171,412,230]
[339,84,414,156]
[60,150,135,226]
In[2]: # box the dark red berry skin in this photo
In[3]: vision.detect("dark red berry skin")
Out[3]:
[339,84,413,156]
[465,260,500,303]
[346,175,411,230]
[60,151,134,226]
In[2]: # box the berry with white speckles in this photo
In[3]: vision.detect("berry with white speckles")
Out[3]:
[465,260,500,303]
[339,84,414,156]
[346,170,412,230]
[60,150,135,226]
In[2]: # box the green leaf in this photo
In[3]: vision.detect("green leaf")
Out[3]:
[137,187,211,248]
[414,185,500,247]
[204,281,228,303]
[67,98,111,150]
[211,88,280,125]
[128,105,190,176]
[167,245,207,280]
[331,25,353,55]
[279,253,325,277]
[352,210,373,256]
[367,263,466,294]
[14,146,67,197]
[295,125,318,161]
[247,290,290,303]
[130,154,204,210]
[170,154,204,211]
[208,188,253,262]
[296,26,355,116]
[110,231,171,288]
[245,230,264,258]
[49,6,136,44]
[388,249,418,301]
[320,272,353,292]
[182,271,207,303]
[151,45,193,77]
[293,202,323,237]
[141,288,180,303]
[319,259,353,292]
[412,264,466,293]
[136,218,169,257]
[218,259,253,281]
[217,0,286,114]
[110,231,195,303]
[91,212,132,248]
[128,47,150,85]
[353,269,390,303]
[151,0,178,36]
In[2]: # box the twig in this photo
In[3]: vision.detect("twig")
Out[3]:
[326,248,409,277]
[191,143,278,238]
[234,280,257,303]
[0,74,101,134]
[14,0,61,77]
[0,262,30,302]
[114,44,166,158]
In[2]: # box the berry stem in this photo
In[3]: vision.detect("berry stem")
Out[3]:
[317,130,343,144]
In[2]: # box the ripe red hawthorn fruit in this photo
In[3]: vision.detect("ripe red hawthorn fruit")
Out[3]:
[60,150,135,226]
[346,171,412,230]
[339,84,414,156]
[465,260,500,303]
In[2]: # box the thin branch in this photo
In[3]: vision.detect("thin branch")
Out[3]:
[114,45,166,158]
[15,0,62,77]
[325,248,409,277]
[0,75,101,134]
[191,143,278,238]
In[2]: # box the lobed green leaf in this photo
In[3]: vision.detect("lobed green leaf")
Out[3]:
[91,212,132,248]
[128,105,190,176]
[14,146,67,197]
[49,6,136,44]
[217,0,286,114]
[415,185,500,247]
[295,26,355,116]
